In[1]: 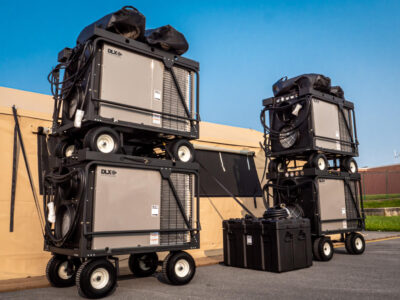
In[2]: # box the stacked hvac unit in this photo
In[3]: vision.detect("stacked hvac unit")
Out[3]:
[260,74,366,262]
[38,7,200,298]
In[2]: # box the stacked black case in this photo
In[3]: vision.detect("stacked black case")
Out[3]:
[223,217,312,272]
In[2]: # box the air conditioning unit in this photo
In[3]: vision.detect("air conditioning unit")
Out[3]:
[262,90,358,159]
[53,27,199,143]
[43,157,199,255]
[266,171,364,236]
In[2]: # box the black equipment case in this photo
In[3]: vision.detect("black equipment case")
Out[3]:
[223,217,312,273]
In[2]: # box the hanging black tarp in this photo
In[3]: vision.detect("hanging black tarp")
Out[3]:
[77,6,146,45]
[196,150,262,197]
[145,25,189,55]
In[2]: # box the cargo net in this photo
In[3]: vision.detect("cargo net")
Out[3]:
[345,179,361,229]
[162,66,191,132]
[338,108,353,153]
[160,173,193,245]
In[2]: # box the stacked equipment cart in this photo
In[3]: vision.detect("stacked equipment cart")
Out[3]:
[39,6,200,298]
[261,74,366,262]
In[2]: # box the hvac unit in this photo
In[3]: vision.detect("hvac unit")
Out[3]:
[49,27,199,161]
[261,74,359,171]
[264,170,365,261]
[42,155,199,297]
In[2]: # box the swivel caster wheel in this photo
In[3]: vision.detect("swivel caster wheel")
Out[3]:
[46,255,80,287]
[128,252,158,277]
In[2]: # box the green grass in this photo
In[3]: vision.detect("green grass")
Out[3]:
[365,216,400,231]
[363,199,400,208]
[364,194,400,201]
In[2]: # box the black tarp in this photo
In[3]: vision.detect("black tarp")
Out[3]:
[272,74,331,97]
[196,150,262,197]
[145,25,189,55]
[77,6,146,45]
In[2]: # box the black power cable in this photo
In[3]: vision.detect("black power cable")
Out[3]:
[48,41,95,127]
[43,168,86,247]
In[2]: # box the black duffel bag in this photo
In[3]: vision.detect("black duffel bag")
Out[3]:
[145,25,189,55]
[330,86,345,98]
[272,74,331,97]
[77,6,146,45]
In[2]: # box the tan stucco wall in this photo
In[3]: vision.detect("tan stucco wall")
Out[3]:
[0,87,266,280]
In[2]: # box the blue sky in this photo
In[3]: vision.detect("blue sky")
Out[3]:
[0,0,399,167]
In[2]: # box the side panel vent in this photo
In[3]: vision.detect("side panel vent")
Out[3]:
[160,173,193,245]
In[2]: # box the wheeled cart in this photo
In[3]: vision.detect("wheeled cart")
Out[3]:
[265,168,366,261]
[49,27,199,162]
[261,81,359,175]
[42,153,200,298]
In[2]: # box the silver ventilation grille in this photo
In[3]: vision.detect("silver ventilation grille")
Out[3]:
[162,66,191,132]
[160,173,193,245]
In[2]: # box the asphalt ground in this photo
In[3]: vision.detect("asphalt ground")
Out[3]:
[1,235,400,299]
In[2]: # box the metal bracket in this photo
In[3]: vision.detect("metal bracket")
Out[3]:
[160,168,172,179]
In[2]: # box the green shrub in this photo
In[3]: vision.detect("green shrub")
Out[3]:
[365,216,400,231]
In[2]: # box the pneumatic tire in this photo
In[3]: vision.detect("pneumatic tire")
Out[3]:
[349,232,366,255]
[345,233,355,254]
[83,127,120,154]
[169,140,195,163]
[76,259,117,299]
[309,153,329,171]
[128,252,158,277]
[341,157,358,174]
[46,255,80,288]
[162,251,196,285]
[268,158,285,175]
[313,237,334,261]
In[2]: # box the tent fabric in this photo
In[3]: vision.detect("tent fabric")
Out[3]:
[0,86,266,280]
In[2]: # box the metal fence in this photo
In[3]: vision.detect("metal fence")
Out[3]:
[360,171,400,195]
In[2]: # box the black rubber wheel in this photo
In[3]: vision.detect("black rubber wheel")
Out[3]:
[313,237,334,261]
[312,238,322,261]
[76,259,117,299]
[55,140,78,158]
[128,253,158,277]
[345,233,355,254]
[46,255,80,288]
[268,158,285,175]
[83,127,120,154]
[310,153,329,171]
[349,232,366,255]
[341,157,358,174]
[162,251,196,285]
[169,140,195,163]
